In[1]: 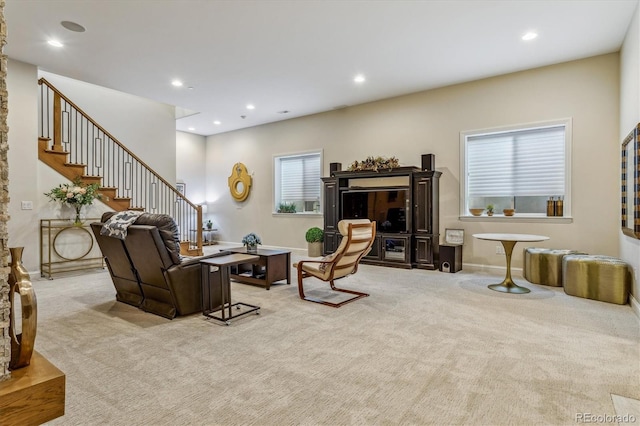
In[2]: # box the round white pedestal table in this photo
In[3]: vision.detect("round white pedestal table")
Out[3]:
[473,233,550,294]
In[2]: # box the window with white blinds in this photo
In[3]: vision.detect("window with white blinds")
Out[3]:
[274,151,322,213]
[461,119,571,216]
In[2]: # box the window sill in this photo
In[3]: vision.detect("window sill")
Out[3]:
[272,212,323,218]
[459,215,573,224]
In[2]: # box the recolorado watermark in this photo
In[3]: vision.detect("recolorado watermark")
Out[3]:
[576,412,636,423]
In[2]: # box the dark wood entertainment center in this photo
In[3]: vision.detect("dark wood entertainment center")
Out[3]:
[322,154,441,269]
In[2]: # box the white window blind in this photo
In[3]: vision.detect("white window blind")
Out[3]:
[467,125,565,197]
[279,153,321,202]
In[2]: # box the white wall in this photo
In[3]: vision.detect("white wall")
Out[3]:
[206,54,621,268]
[620,3,640,308]
[176,130,207,215]
[6,59,39,270]
[205,121,326,249]
[6,64,178,272]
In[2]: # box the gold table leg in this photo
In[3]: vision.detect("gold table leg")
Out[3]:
[488,240,530,294]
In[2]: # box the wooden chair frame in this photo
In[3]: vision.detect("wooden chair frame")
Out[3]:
[296,221,376,307]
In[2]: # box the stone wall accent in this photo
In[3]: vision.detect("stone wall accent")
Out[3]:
[0,0,11,382]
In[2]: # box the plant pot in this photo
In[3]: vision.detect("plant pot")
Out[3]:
[308,241,323,257]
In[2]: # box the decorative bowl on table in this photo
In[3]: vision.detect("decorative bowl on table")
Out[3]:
[469,208,484,216]
[503,208,515,216]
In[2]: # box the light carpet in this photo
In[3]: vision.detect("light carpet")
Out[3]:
[29,253,639,425]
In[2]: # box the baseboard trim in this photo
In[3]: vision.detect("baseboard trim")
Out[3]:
[630,294,640,320]
[462,262,521,275]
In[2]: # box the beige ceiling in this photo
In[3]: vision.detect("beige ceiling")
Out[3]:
[4,0,639,136]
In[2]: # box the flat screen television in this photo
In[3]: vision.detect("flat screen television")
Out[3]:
[341,187,409,233]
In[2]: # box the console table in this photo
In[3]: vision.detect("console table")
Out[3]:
[191,228,218,245]
[40,218,104,279]
[227,247,291,290]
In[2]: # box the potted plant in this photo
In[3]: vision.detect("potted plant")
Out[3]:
[241,232,262,253]
[486,204,495,216]
[305,227,324,257]
[277,202,297,213]
[205,219,213,230]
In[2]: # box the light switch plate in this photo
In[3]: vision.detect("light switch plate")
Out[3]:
[21,201,33,210]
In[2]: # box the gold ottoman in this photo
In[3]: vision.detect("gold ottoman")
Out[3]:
[523,248,583,287]
[562,255,631,305]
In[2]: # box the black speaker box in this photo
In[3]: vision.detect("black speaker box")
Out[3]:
[421,154,435,171]
[439,244,462,273]
[329,162,342,175]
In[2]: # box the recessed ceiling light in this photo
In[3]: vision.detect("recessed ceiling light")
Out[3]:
[354,74,366,83]
[188,127,195,131]
[246,104,255,110]
[171,80,183,87]
[47,40,64,47]
[522,32,538,41]
[61,21,86,32]
[213,120,221,125]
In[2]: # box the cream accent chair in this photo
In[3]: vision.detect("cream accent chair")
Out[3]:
[295,219,376,307]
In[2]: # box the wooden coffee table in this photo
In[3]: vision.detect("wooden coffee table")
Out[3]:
[227,247,291,290]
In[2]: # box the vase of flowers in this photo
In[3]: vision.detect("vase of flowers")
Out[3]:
[45,177,103,226]
[241,232,262,253]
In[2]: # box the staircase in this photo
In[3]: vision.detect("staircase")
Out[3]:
[37,78,204,256]
[37,138,138,212]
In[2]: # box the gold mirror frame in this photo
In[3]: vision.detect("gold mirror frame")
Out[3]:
[228,162,252,202]
[621,123,640,238]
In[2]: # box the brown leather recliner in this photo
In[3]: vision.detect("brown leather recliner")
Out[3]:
[91,215,144,307]
[91,212,222,319]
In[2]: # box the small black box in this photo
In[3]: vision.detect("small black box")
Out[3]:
[421,154,435,171]
[439,244,462,273]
